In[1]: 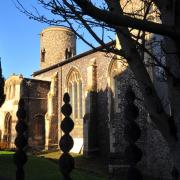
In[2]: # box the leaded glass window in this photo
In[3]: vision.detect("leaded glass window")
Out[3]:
[67,68,83,120]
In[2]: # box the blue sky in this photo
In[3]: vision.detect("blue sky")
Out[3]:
[0,0,92,79]
[0,0,45,78]
[0,1,115,79]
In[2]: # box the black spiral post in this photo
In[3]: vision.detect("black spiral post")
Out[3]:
[124,86,142,180]
[59,93,74,180]
[13,98,28,180]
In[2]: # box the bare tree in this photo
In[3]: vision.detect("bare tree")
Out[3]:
[14,0,180,176]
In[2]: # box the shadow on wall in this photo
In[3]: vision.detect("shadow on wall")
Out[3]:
[83,89,110,158]
[106,68,173,179]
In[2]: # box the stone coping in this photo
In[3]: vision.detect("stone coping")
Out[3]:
[41,26,73,34]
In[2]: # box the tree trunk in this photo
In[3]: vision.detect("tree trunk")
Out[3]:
[161,0,180,177]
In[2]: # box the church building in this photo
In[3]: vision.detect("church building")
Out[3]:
[0,26,174,179]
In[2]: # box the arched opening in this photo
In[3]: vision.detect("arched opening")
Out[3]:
[3,112,12,147]
[108,57,128,113]
[41,48,46,62]
[67,68,83,121]
[65,47,72,59]
[108,58,129,156]
[66,68,84,153]
[33,115,45,149]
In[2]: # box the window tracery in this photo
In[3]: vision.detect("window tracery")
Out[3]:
[67,68,83,120]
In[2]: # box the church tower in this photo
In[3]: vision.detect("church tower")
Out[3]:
[40,26,76,69]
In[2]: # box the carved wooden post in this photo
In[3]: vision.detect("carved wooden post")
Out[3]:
[13,98,28,180]
[124,86,142,180]
[59,93,74,180]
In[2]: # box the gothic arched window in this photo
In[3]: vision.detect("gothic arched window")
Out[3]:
[67,68,83,120]
[109,58,127,113]
[4,113,12,146]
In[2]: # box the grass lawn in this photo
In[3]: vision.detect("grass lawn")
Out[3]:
[39,151,108,177]
[0,151,108,180]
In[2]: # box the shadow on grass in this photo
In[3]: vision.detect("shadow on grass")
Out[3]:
[0,151,107,180]
[0,151,61,180]
[38,151,108,178]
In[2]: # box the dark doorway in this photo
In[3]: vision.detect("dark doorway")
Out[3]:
[3,112,12,148]
[33,115,45,149]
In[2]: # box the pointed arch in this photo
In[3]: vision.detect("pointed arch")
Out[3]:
[66,67,82,85]
[108,57,128,113]
[3,112,12,147]
[66,67,84,152]
[66,67,83,120]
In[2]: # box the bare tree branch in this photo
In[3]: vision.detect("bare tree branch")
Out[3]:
[73,0,179,39]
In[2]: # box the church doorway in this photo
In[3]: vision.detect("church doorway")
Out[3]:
[33,114,45,149]
[3,112,12,148]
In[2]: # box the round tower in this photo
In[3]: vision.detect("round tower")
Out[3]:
[40,26,76,69]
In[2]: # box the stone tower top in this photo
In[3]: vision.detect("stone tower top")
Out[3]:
[40,26,76,69]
